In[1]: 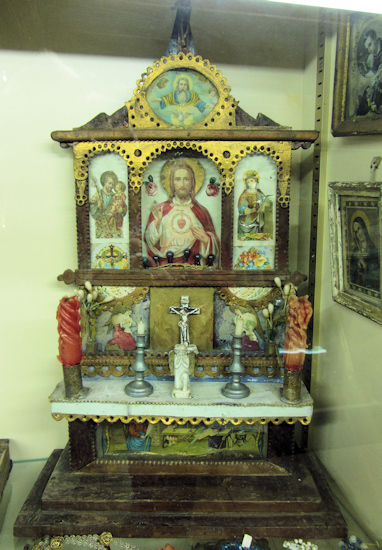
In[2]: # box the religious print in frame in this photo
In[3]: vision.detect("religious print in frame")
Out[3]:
[141,156,222,267]
[146,69,218,127]
[232,153,277,270]
[98,420,266,461]
[332,12,382,136]
[88,153,129,269]
[328,181,382,325]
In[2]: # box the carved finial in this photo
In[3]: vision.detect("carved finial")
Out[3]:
[369,155,381,183]
[57,269,76,285]
[165,0,197,56]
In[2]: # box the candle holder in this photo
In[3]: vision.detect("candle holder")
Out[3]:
[221,332,250,399]
[62,364,89,399]
[281,368,302,404]
[125,333,153,398]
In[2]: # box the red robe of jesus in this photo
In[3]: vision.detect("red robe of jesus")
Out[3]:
[144,199,220,266]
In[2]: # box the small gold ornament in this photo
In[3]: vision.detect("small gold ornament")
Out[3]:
[50,537,65,549]
[99,531,113,546]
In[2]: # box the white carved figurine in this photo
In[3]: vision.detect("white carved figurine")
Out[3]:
[171,343,198,399]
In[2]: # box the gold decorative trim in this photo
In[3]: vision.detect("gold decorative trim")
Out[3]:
[217,287,279,312]
[73,140,291,198]
[52,413,311,426]
[125,53,237,130]
[96,286,149,311]
[74,178,87,207]
[81,350,283,378]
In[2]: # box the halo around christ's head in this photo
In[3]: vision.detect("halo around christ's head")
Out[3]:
[172,73,194,91]
[160,158,205,197]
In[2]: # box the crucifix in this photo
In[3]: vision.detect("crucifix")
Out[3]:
[95,244,128,268]
[169,295,200,346]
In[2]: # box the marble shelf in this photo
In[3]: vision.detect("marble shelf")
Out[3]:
[50,379,313,424]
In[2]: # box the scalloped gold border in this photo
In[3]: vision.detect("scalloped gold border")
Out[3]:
[97,286,149,311]
[80,350,282,378]
[125,53,237,130]
[52,413,311,426]
[217,287,279,312]
[73,140,291,198]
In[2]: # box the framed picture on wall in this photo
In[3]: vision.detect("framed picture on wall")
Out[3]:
[332,12,382,136]
[328,181,382,324]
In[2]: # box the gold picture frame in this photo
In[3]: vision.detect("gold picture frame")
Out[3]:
[328,181,382,324]
[126,53,237,130]
[332,12,382,136]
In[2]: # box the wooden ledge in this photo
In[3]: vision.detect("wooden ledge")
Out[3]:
[51,127,319,147]
[57,267,291,287]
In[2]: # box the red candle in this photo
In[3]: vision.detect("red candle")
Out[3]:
[283,296,313,372]
[57,296,84,367]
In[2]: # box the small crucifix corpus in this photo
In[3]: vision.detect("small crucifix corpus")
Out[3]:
[169,295,200,346]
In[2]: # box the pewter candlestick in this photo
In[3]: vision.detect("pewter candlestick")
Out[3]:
[221,332,250,399]
[125,333,153,398]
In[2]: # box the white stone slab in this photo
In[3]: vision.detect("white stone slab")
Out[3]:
[50,380,313,422]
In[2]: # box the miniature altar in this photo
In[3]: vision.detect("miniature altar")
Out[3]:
[14,1,347,541]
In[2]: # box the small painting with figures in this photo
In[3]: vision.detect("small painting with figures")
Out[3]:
[98,420,266,461]
[146,70,218,127]
[88,153,129,268]
[328,181,382,325]
[233,153,276,244]
[332,12,382,135]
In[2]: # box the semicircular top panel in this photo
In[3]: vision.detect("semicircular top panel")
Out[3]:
[126,53,237,130]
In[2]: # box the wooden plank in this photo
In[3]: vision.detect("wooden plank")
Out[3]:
[42,448,319,514]
[57,268,291,287]
[82,458,289,476]
[13,450,61,536]
[14,450,347,539]
[51,128,319,145]
[14,508,347,540]
[42,466,322,514]
[68,419,96,471]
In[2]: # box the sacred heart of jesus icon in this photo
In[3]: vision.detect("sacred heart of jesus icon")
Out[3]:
[177,217,186,229]
[172,210,192,234]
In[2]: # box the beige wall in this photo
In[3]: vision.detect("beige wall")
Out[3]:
[310,24,382,540]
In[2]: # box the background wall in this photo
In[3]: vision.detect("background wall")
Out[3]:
[310,21,382,541]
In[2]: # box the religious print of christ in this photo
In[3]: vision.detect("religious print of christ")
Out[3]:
[146,70,218,127]
[141,157,222,267]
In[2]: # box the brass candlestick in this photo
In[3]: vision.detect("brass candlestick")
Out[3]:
[221,332,250,399]
[281,369,302,404]
[125,333,153,398]
[62,364,88,399]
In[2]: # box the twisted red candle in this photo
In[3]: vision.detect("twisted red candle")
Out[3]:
[283,296,313,372]
[57,296,84,367]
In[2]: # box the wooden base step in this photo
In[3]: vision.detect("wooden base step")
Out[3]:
[14,447,347,539]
